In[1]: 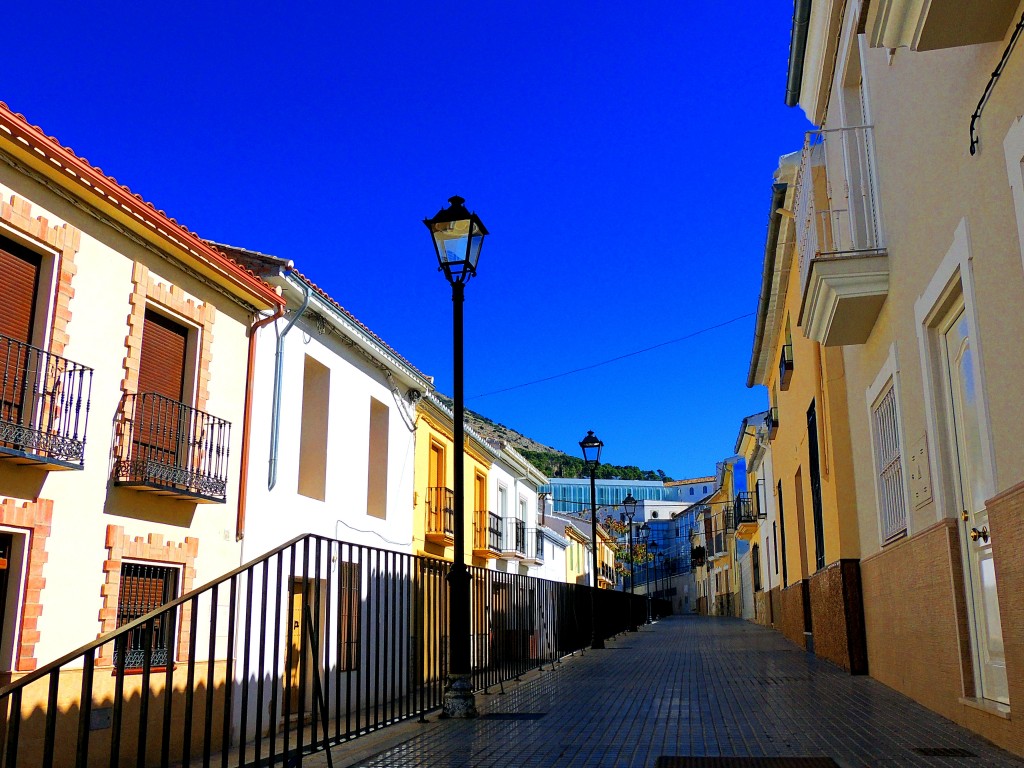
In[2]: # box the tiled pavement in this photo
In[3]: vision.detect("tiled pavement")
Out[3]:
[315,615,1023,768]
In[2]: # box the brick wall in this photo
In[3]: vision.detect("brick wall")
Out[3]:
[754,591,772,626]
[861,517,1020,756]
[808,560,867,673]
[779,581,809,649]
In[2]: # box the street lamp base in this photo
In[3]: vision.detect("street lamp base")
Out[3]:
[440,673,478,718]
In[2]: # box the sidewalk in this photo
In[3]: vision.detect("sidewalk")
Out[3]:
[314,615,1022,768]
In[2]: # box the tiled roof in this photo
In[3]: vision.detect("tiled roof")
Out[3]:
[210,241,430,382]
[0,102,282,309]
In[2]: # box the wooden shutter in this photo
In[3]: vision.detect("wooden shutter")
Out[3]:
[138,310,188,402]
[0,241,41,344]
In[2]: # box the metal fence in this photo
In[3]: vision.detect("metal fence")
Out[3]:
[0,533,646,768]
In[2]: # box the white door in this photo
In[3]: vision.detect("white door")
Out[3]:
[942,307,1007,704]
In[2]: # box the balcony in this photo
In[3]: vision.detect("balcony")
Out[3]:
[0,334,93,470]
[425,486,455,546]
[795,126,889,347]
[778,344,794,391]
[473,510,502,558]
[734,491,765,540]
[113,393,231,503]
[765,407,779,440]
[521,528,544,564]
[599,563,615,588]
[500,518,526,559]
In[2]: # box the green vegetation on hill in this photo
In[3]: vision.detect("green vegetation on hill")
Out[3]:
[518,450,672,482]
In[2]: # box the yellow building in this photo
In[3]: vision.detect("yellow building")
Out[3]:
[412,394,494,568]
[747,148,866,672]
[776,0,1024,752]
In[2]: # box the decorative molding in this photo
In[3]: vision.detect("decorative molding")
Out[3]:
[0,497,53,672]
[97,525,199,667]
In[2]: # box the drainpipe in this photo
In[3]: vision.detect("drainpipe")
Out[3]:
[785,0,812,108]
[236,301,285,542]
[268,278,312,490]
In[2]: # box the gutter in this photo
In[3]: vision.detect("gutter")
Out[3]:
[785,0,812,107]
[746,183,789,388]
[268,276,312,490]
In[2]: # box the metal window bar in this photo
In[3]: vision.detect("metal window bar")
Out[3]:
[502,518,525,557]
[0,333,93,467]
[114,392,231,501]
[873,385,907,542]
[113,562,179,669]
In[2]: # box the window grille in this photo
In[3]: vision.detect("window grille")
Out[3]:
[338,562,361,670]
[115,562,179,668]
[872,384,907,542]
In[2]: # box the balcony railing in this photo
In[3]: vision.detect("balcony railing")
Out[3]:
[113,392,231,502]
[501,518,526,558]
[765,407,779,439]
[779,343,794,390]
[735,491,764,525]
[0,333,92,469]
[795,125,889,346]
[426,486,455,545]
[521,528,545,563]
[600,562,615,586]
[796,125,885,287]
[473,510,502,557]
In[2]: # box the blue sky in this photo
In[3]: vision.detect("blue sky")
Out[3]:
[3,2,810,480]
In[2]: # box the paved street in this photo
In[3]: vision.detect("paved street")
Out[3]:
[318,615,1022,768]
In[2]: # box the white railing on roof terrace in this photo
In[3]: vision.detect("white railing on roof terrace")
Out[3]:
[796,125,885,292]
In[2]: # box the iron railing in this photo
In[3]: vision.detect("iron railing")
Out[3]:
[113,392,231,502]
[501,518,525,557]
[0,333,92,468]
[426,487,454,541]
[0,533,646,767]
[795,125,885,293]
[735,492,764,525]
[472,510,502,553]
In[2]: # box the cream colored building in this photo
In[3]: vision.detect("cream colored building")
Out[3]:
[780,0,1024,754]
[0,102,283,761]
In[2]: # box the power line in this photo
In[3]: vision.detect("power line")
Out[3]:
[468,312,754,400]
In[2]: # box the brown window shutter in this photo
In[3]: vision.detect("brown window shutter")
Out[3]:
[138,310,188,402]
[0,241,41,344]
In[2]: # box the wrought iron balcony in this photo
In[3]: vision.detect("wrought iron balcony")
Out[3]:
[795,126,889,347]
[765,407,779,440]
[501,518,526,559]
[0,334,92,470]
[425,486,455,545]
[735,491,765,525]
[472,510,502,558]
[113,393,231,503]
[521,528,544,564]
[779,343,794,390]
[599,562,615,587]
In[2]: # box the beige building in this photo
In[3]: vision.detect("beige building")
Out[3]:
[780,0,1024,754]
[0,101,282,758]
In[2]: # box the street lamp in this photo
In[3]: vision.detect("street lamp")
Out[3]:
[579,430,605,650]
[425,195,488,719]
[649,540,660,621]
[622,493,638,632]
[638,521,651,623]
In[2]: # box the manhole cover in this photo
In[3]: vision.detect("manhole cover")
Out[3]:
[656,759,840,768]
[913,748,977,757]
[479,712,547,720]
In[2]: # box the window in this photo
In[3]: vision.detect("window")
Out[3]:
[689,488,694,496]
[703,486,708,494]
[366,397,388,518]
[752,544,762,592]
[872,384,907,542]
[497,485,508,518]
[337,562,360,670]
[116,562,179,669]
[298,356,330,500]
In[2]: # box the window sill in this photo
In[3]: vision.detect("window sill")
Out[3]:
[958,696,1010,720]
[109,665,177,677]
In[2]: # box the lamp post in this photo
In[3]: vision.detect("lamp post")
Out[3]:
[622,493,637,631]
[638,522,651,623]
[425,195,488,719]
[649,540,660,621]
[579,430,605,650]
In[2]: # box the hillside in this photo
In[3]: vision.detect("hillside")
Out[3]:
[434,395,672,481]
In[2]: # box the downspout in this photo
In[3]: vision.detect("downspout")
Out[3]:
[268,277,312,490]
[236,302,285,542]
[785,0,812,107]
